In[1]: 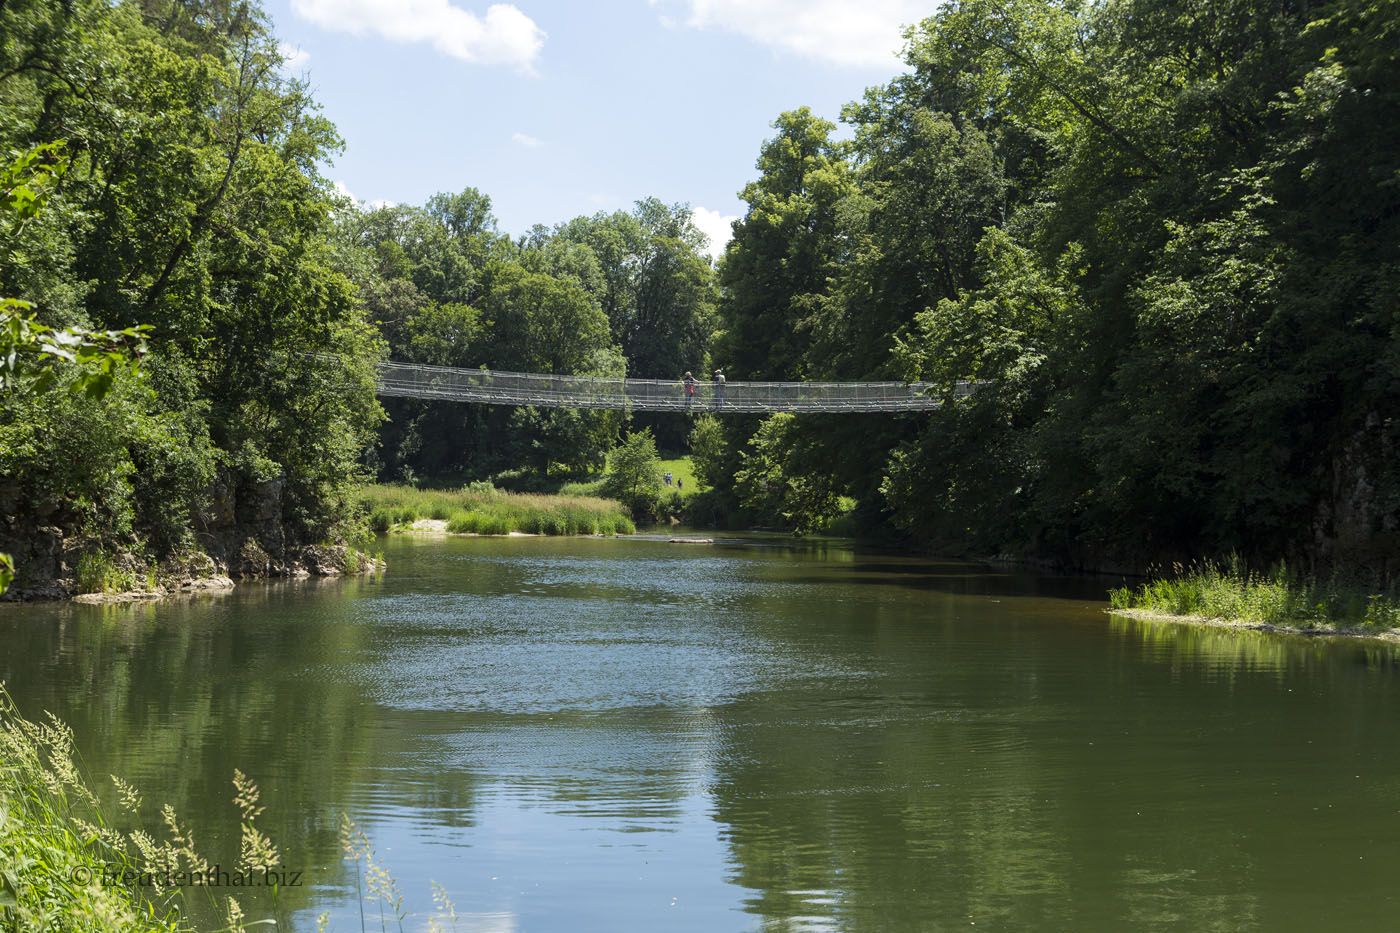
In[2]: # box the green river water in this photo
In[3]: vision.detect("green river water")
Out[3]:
[2,533,1398,931]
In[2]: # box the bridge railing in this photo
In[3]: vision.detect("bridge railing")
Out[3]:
[372,360,979,413]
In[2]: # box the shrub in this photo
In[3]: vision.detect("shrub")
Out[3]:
[369,508,392,535]
[446,511,482,534]
[74,550,145,594]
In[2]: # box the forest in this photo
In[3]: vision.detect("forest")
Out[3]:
[2,0,1397,591]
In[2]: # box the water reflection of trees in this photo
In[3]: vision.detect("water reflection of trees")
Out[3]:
[698,609,1395,930]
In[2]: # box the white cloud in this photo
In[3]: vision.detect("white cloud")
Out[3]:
[511,131,542,147]
[279,41,311,72]
[291,0,545,72]
[691,206,738,260]
[332,181,395,209]
[654,0,922,69]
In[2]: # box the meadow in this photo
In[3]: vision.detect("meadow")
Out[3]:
[360,483,635,537]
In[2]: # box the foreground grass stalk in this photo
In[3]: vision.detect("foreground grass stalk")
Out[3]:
[0,689,184,932]
[1,688,467,932]
[0,688,296,932]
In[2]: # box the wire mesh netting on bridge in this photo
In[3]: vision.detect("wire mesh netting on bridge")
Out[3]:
[374,360,975,413]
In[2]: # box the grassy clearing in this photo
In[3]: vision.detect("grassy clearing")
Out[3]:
[657,458,702,495]
[1109,559,1400,634]
[359,482,635,537]
[556,457,703,500]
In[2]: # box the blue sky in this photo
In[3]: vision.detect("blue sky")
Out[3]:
[265,1,930,257]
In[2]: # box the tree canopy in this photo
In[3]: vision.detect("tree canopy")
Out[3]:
[1,0,382,576]
[708,0,1400,575]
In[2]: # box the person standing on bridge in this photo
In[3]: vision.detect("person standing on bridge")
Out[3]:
[712,369,725,409]
[682,371,696,411]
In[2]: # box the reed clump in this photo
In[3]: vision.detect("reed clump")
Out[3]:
[358,483,634,537]
[1109,557,1400,633]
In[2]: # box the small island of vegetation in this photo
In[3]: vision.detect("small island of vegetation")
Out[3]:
[1110,560,1400,640]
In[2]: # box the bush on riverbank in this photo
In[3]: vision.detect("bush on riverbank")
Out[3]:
[1109,560,1400,633]
[359,483,635,536]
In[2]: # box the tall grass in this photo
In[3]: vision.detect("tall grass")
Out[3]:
[359,483,635,537]
[1109,557,1400,633]
[0,688,188,932]
[75,550,154,595]
[0,687,467,933]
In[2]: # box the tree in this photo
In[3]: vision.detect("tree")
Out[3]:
[733,414,845,535]
[716,108,853,382]
[507,406,608,478]
[688,415,728,490]
[1,145,150,593]
[882,0,1400,573]
[482,265,613,374]
[552,202,717,378]
[2,0,385,584]
[604,429,662,516]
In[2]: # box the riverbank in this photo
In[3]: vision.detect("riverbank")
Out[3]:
[1108,562,1400,642]
[360,483,635,537]
[1,542,382,604]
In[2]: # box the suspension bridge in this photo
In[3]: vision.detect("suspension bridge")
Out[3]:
[373,360,974,413]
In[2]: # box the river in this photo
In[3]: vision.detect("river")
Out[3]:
[3,533,1398,931]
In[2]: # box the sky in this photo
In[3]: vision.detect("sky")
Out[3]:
[264,0,930,258]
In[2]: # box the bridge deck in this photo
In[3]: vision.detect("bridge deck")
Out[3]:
[375,361,969,413]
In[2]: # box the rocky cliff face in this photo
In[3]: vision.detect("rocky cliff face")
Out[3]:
[0,468,380,601]
[1311,415,1400,581]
